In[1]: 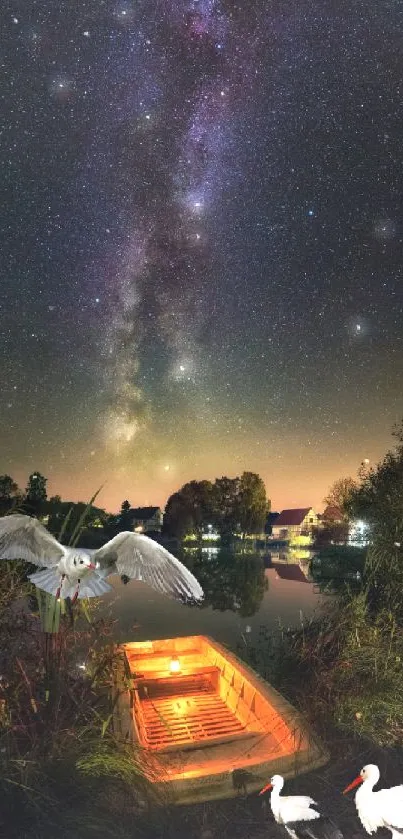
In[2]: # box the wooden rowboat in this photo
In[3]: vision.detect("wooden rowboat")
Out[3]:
[113,634,329,804]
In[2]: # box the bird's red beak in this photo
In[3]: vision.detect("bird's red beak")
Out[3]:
[343,775,363,794]
[259,782,273,795]
[88,563,96,570]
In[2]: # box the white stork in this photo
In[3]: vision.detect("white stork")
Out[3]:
[343,764,403,838]
[259,774,344,838]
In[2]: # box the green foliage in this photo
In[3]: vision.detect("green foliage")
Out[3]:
[211,476,240,537]
[310,546,366,595]
[348,427,403,617]
[0,475,19,503]
[69,487,103,547]
[286,425,403,749]
[288,594,403,746]
[163,480,214,538]
[313,521,349,546]
[25,472,47,502]
[0,557,155,834]
[164,471,269,540]
[324,476,357,517]
[76,740,146,784]
[236,471,268,536]
[46,496,107,544]
[37,588,62,633]
[116,499,133,532]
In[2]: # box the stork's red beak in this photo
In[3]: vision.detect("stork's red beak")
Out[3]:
[259,782,273,795]
[343,775,363,794]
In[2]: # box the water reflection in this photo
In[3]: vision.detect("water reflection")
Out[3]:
[309,548,364,595]
[189,549,267,616]
[264,549,313,583]
[101,547,324,645]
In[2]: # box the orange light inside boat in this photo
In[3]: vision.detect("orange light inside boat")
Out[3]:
[169,656,181,674]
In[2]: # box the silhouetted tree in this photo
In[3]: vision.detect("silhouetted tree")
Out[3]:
[0,475,20,513]
[46,495,64,535]
[164,473,269,541]
[347,424,403,616]
[0,475,19,500]
[163,481,213,539]
[211,476,240,537]
[25,472,47,503]
[237,471,269,536]
[324,477,357,518]
[24,472,47,517]
[116,499,133,532]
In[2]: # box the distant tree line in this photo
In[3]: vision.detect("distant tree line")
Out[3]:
[0,472,109,546]
[162,471,270,540]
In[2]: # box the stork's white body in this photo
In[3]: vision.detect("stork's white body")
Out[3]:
[270,786,320,826]
[261,774,344,839]
[352,766,403,837]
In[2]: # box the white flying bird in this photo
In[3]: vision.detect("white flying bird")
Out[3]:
[343,764,403,838]
[259,774,344,839]
[0,514,204,604]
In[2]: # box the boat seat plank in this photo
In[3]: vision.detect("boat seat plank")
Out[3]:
[132,665,219,691]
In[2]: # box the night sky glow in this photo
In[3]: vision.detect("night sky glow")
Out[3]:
[1,0,403,512]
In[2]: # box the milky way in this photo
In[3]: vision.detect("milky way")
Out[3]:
[1,0,403,511]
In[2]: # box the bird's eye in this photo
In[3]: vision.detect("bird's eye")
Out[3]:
[80,560,83,565]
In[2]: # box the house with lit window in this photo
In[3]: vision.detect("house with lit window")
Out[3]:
[270,508,320,541]
[130,506,163,533]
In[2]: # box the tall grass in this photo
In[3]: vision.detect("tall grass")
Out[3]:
[285,593,403,746]
[0,505,158,837]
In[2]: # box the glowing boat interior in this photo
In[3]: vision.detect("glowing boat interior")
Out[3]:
[114,635,328,803]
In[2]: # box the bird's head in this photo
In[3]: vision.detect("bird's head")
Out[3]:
[72,554,96,572]
[343,764,380,794]
[259,774,284,795]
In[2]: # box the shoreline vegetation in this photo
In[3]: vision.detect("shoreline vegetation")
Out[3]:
[1,423,403,835]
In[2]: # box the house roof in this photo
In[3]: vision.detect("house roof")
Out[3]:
[271,562,310,583]
[130,506,161,519]
[274,508,312,526]
[323,505,343,521]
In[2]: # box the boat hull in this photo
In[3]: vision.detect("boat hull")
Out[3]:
[113,635,329,805]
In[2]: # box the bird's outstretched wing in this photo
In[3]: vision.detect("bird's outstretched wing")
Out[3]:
[93,531,204,602]
[0,514,64,567]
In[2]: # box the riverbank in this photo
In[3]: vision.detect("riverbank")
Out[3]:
[1,554,402,838]
[2,721,402,838]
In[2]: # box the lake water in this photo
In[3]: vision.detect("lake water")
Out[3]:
[101,547,324,648]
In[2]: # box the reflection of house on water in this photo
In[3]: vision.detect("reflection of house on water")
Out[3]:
[264,549,315,583]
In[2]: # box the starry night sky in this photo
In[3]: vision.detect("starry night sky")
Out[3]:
[1,0,403,513]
